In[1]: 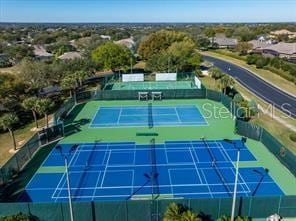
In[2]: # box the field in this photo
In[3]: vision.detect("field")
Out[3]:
[21,99,296,203]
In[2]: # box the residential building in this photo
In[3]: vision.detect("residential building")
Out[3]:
[33,45,53,60]
[262,42,296,62]
[212,37,238,49]
[58,51,82,60]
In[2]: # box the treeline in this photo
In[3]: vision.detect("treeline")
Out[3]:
[137,30,202,73]
[246,54,296,84]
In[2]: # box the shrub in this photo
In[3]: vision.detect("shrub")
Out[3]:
[233,93,244,103]
[255,57,268,69]
[0,213,36,221]
[290,133,296,142]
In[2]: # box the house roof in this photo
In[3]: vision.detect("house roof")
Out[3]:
[58,52,82,60]
[114,37,135,49]
[248,40,271,50]
[33,45,53,57]
[263,42,296,55]
[213,37,238,46]
[270,29,295,35]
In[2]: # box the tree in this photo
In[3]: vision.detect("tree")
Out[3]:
[74,70,90,87]
[92,42,135,72]
[22,97,39,128]
[0,113,19,150]
[235,42,252,55]
[196,37,211,50]
[163,203,183,221]
[219,75,235,94]
[137,30,193,60]
[209,67,224,86]
[181,210,200,221]
[36,98,54,128]
[233,93,244,104]
[203,27,216,46]
[18,58,50,89]
[163,203,201,221]
[255,57,268,69]
[60,74,78,97]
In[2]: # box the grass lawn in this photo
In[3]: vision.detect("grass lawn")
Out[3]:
[0,117,51,166]
[200,75,296,153]
[201,50,296,96]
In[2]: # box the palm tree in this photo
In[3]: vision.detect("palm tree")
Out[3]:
[22,97,39,128]
[61,75,77,97]
[209,67,224,87]
[219,75,235,94]
[74,70,90,87]
[36,98,54,128]
[0,113,19,150]
[181,210,200,221]
[163,203,183,221]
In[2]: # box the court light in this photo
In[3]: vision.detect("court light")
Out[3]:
[223,137,247,221]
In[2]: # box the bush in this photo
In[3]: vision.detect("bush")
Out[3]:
[255,57,268,69]
[290,133,296,142]
[233,93,244,103]
[0,213,36,221]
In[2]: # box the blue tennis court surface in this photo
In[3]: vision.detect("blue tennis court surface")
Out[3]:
[24,140,283,202]
[90,105,207,128]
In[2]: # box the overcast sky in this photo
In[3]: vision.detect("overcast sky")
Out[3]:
[1,0,296,23]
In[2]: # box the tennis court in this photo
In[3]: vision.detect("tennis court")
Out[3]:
[90,105,207,128]
[24,140,283,202]
[105,81,196,90]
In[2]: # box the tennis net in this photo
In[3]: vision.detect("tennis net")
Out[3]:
[202,139,233,196]
[148,103,153,128]
[150,138,159,199]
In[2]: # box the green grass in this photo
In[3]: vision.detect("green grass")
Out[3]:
[58,99,296,195]
[0,117,51,166]
[200,75,296,153]
[201,50,296,96]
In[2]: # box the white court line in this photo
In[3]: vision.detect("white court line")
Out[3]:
[92,171,102,200]
[52,144,81,201]
[168,169,174,196]
[188,145,203,184]
[217,142,233,164]
[164,143,169,164]
[100,150,111,188]
[29,181,276,191]
[230,167,251,195]
[201,170,213,198]
[116,107,123,125]
[174,107,181,123]
[191,141,200,163]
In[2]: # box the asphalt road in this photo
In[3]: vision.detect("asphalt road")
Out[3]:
[203,55,296,119]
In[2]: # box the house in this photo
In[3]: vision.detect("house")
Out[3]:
[114,37,135,50]
[212,37,238,49]
[58,52,82,60]
[262,42,296,62]
[248,40,273,53]
[33,45,53,60]
[270,29,296,39]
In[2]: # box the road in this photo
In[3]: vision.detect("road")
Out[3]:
[203,55,296,118]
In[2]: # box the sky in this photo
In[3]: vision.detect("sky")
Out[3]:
[0,0,296,23]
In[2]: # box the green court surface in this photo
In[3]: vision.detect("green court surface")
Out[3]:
[60,99,296,195]
[105,80,196,90]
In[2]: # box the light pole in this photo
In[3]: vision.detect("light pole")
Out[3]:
[56,144,78,221]
[224,137,247,221]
